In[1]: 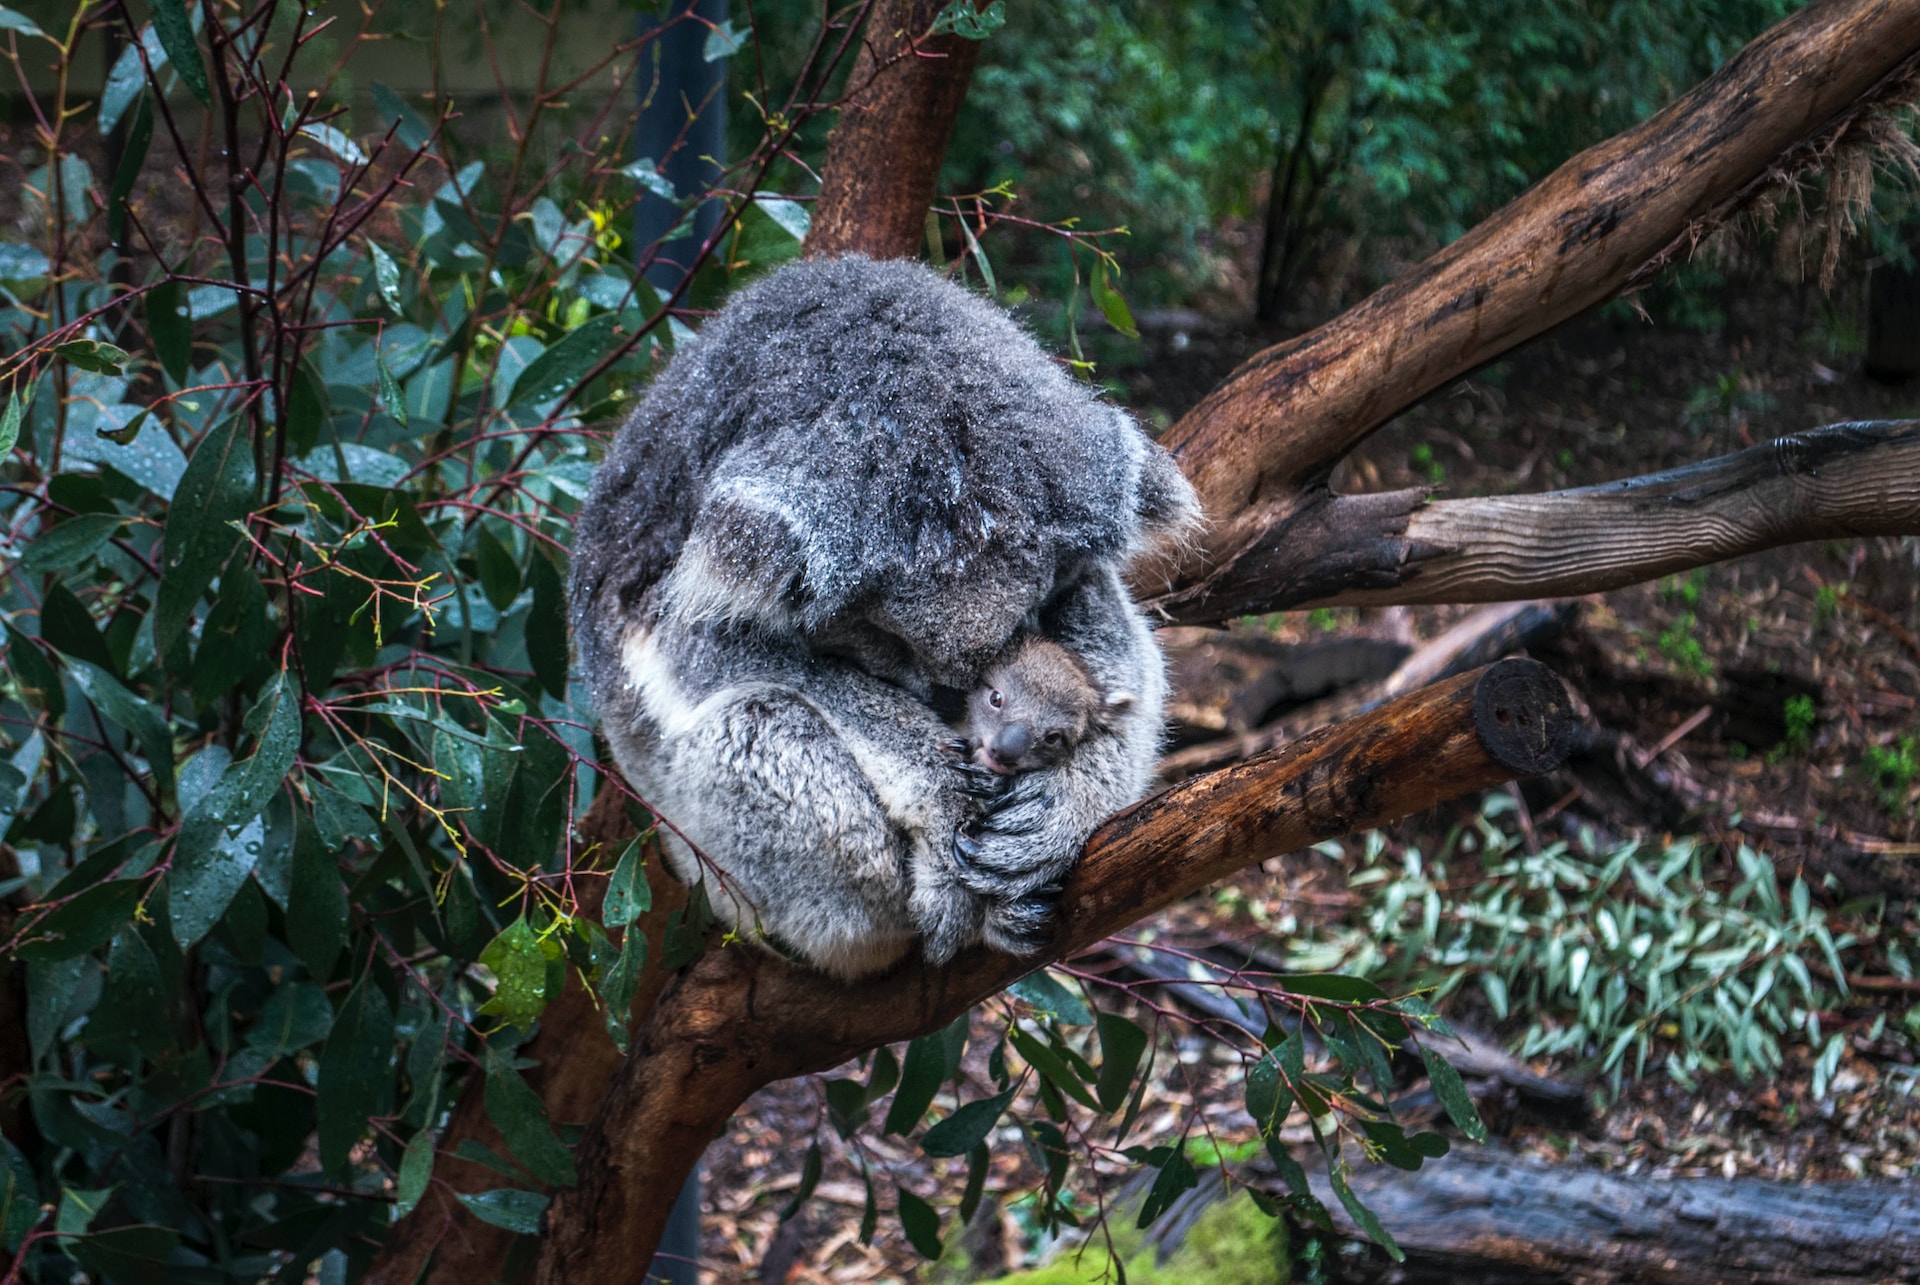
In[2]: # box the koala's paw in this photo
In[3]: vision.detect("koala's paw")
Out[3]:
[948,752,1011,801]
[980,882,1064,957]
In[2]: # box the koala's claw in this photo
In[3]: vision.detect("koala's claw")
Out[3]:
[953,834,983,868]
[940,737,972,756]
[982,888,1062,956]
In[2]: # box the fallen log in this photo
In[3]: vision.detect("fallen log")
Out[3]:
[1290,1145,1920,1283]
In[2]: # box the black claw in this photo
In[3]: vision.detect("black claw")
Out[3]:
[941,737,971,756]
[953,834,982,870]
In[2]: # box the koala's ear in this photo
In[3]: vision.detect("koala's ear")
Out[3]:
[661,492,807,625]
[1133,440,1201,543]
[1097,689,1137,729]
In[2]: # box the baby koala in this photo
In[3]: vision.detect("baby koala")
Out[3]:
[963,634,1134,776]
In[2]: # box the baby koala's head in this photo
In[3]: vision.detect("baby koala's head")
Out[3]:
[967,635,1134,776]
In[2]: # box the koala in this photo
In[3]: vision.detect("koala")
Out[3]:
[569,255,1197,980]
[959,634,1133,777]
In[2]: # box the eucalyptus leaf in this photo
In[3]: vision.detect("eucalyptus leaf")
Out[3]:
[455,1188,547,1235]
[316,973,395,1177]
[149,0,209,105]
[155,416,256,662]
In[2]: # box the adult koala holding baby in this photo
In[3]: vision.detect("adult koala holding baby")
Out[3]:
[570,256,1196,979]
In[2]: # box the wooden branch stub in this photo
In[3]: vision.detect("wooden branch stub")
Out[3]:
[1473,657,1575,777]
[805,0,984,261]
[532,661,1576,1279]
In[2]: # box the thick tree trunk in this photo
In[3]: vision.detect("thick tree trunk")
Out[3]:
[534,661,1576,1279]
[1135,0,1920,604]
[805,0,984,261]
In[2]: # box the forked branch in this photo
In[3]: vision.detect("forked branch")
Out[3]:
[534,660,1576,1277]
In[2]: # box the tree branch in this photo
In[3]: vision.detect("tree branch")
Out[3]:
[805,0,985,260]
[1149,420,1920,621]
[1141,0,1920,597]
[534,660,1576,1278]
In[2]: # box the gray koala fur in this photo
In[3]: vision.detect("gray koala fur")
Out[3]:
[570,255,1197,979]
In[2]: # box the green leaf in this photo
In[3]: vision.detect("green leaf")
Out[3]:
[484,1054,578,1188]
[602,840,650,928]
[702,18,744,60]
[897,1189,943,1260]
[455,1188,547,1235]
[1008,970,1091,1026]
[156,416,256,662]
[248,982,335,1055]
[883,1032,946,1136]
[778,1141,820,1222]
[1090,261,1140,338]
[374,346,407,429]
[395,1132,434,1219]
[107,93,153,245]
[13,879,143,962]
[858,1162,878,1245]
[287,809,348,979]
[0,1132,39,1252]
[1244,1048,1296,1139]
[287,359,328,455]
[88,930,170,1056]
[372,82,432,151]
[1095,1011,1147,1113]
[369,243,403,316]
[65,657,176,796]
[100,27,165,136]
[23,513,130,576]
[146,277,190,385]
[473,524,521,611]
[958,1141,989,1226]
[931,0,1006,38]
[0,6,49,39]
[478,916,561,1031]
[753,195,811,242]
[525,548,569,698]
[52,339,130,376]
[171,675,300,946]
[0,390,22,457]
[620,159,676,200]
[41,581,117,675]
[1329,1164,1402,1261]
[508,314,621,408]
[1419,1044,1488,1143]
[1136,1139,1197,1228]
[68,1223,180,1285]
[316,972,395,1177]
[4,622,62,716]
[921,1089,1014,1158]
[149,0,209,105]
[599,926,646,1053]
[1280,973,1390,1003]
[1008,1026,1098,1110]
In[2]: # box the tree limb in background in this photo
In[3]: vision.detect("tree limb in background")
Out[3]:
[1151,420,1920,621]
[1138,0,1920,600]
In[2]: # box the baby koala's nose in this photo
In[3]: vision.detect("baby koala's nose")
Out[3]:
[993,724,1032,761]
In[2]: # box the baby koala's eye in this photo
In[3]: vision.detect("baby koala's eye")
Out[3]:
[988,689,1003,709]
[1044,730,1064,745]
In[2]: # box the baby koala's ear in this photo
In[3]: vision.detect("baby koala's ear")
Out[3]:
[1097,689,1137,729]
[661,489,807,626]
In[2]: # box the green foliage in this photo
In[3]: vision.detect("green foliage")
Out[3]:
[1777,693,1816,758]
[1657,611,1713,679]
[1305,816,1873,1096]
[1863,733,1919,817]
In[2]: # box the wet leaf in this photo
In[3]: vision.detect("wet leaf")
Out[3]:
[508,314,620,409]
[146,278,190,385]
[316,972,395,1177]
[53,339,130,376]
[395,1132,434,1219]
[484,1053,577,1188]
[65,658,175,796]
[23,513,130,576]
[12,880,144,962]
[478,916,560,1031]
[897,1188,942,1260]
[1420,1044,1488,1143]
[525,548,569,698]
[155,416,255,663]
[601,839,650,929]
[0,1133,38,1251]
[455,1188,546,1235]
[287,809,348,980]
[247,982,335,1055]
[149,0,208,104]
[1009,970,1091,1026]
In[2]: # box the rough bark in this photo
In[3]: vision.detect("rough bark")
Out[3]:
[1305,1145,1920,1282]
[534,660,1576,1279]
[1137,0,1920,603]
[1150,420,1920,621]
[805,0,984,261]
